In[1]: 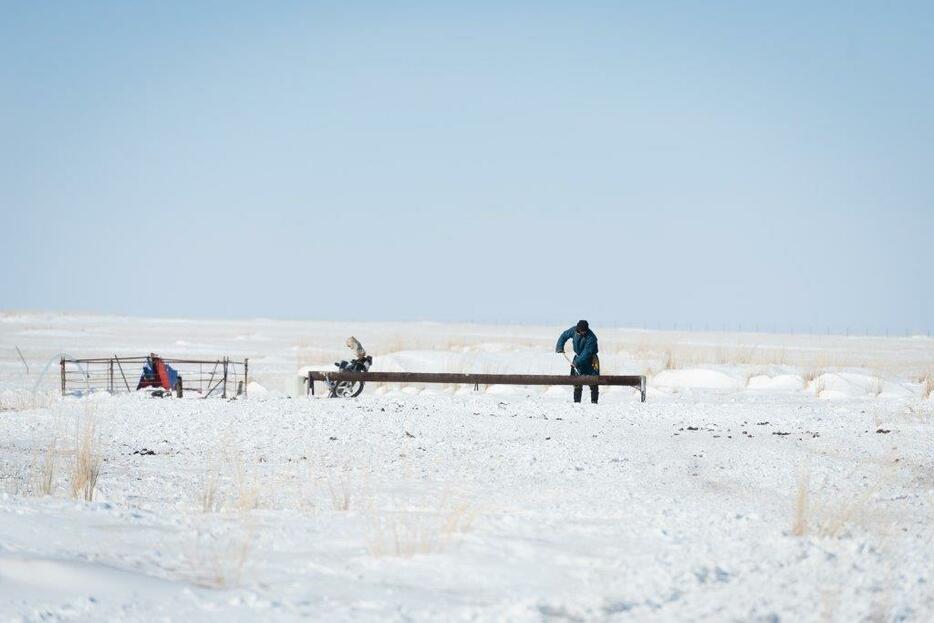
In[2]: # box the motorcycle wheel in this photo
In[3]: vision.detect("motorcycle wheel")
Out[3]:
[332,380,365,399]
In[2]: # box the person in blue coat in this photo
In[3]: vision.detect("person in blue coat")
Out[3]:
[555,320,600,403]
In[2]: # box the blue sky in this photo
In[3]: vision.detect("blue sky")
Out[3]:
[2,1,931,333]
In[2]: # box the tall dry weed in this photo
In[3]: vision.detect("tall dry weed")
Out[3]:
[921,373,933,400]
[810,375,826,397]
[199,465,223,513]
[792,471,810,536]
[367,498,475,558]
[70,419,101,502]
[185,524,255,589]
[227,449,260,512]
[327,470,353,511]
[790,457,897,538]
[32,435,58,496]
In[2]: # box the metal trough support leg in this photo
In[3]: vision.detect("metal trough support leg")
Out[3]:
[640,376,646,403]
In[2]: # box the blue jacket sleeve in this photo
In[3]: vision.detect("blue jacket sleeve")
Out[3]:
[555,328,575,353]
[575,334,597,366]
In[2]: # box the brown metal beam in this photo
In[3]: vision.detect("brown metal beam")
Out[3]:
[307,371,647,401]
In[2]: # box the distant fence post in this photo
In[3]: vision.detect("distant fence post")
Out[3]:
[115,356,131,392]
[15,346,29,374]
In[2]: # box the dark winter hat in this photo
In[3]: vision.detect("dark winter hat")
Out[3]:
[575,320,589,333]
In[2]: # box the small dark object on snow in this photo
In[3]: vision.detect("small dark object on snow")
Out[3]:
[686,426,699,431]
[329,436,337,441]
[772,432,790,436]
[876,428,891,434]
[404,431,415,438]
[756,421,769,426]
[132,448,156,456]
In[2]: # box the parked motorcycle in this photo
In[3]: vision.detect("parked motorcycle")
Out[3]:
[327,337,372,398]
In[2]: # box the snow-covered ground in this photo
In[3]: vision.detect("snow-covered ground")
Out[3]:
[1,312,932,621]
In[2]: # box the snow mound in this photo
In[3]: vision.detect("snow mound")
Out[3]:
[811,373,911,399]
[0,555,180,602]
[652,369,744,390]
[747,374,805,391]
[247,381,268,396]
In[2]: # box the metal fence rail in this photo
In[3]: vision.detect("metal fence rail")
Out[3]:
[61,356,248,398]
[307,371,647,402]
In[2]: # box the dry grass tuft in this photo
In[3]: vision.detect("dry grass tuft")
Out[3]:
[368,500,475,558]
[723,345,759,365]
[69,419,101,502]
[792,471,810,536]
[804,371,826,396]
[32,435,58,496]
[921,373,933,400]
[817,479,887,538]
[765,347,787,366]
[199,465,223,513]
[195,442,272,513]
[234,480,260,513]
[790,458,897,538]
[186,524,255,589]
[327,470,353,511]
[802,368,821,385]
[229,450,260,512]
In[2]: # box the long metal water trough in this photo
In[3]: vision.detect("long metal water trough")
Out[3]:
[307,371,647,402]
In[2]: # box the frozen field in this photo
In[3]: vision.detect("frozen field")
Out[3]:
[1,312,932,621]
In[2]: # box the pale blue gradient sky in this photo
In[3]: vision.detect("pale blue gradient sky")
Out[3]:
[2,1,931,333]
